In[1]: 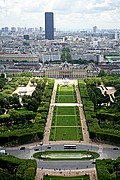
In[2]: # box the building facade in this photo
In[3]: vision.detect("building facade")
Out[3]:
[0,54,39,62]
[45,12,54,40]
[33,63,98,78]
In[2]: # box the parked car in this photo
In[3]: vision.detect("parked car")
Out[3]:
[113,147,119,150]
[34,148,39,151]
[47,146,51,149]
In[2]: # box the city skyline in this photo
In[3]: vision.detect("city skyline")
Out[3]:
[0,0,120,30]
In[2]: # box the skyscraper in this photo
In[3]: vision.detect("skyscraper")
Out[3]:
[45,12,54,40]
[93,26,98,33]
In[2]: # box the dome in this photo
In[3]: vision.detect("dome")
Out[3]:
[63,61,69,68]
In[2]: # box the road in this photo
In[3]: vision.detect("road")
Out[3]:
[6,143,120,162]
[5,143,119,179]
[37,160,95,170]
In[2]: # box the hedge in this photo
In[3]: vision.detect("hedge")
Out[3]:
[0,154,37,180]
[96,158,120,180]
[78,80,120,145]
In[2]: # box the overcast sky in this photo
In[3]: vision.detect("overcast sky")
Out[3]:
[0,0,120,30]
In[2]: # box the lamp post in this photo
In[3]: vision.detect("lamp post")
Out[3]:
[91,142,92,151]
[40,142,43,151]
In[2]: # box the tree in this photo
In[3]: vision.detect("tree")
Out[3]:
[98,70,107,77]
[30,78,36,85]
[0,78,6,90]
[61,47,71,62]
[9,110,20,124]
[91,92,97,111]
[0,73,5,78]
[9,94,20,106]
[27,98,39,112]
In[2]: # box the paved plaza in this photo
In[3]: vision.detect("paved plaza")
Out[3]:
[35,168,97,180]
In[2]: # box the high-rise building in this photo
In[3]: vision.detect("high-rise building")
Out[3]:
[115,32,120,40]
[11,27,16,33]
[23,34,29,40]
[1,27,9,33]
[93,26,98,33]
[45,12,54,40]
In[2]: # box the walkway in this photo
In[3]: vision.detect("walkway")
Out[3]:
[35,168,98,180]
[75,84,90,144]
[98,83,116,103]
[51,103,82,106]
[43,80,57,144]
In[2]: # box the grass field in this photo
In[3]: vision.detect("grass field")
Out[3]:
[52,115,80,126]
[58,86,74,95]
[43,175,90,180]
[50,127,83,140]
[56,95,77,103]
[55,106,77,115]
[50,84,83,141]
[50,106,82,141]
[56,85,77,103]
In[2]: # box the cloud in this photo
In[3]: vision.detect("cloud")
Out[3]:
[0,0,120,29]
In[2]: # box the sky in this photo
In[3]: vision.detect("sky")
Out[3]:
[0,0,120,30]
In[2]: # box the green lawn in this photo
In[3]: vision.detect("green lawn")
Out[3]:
[50,106,82,141]
[55,106,77,115]
[53,115,80,126]
[58,85,74,95]
[43,175,90,180]
[50,127,83,141]
[56,95,77,103]
[56,85,77,103]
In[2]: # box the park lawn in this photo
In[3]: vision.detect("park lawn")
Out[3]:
[58,85,74,95]
[43,175,90,180]
[54,115,81,126]
[50,106,82,141]
[56,95,77,103]
[50,127,83,141]
[56,106,77,115]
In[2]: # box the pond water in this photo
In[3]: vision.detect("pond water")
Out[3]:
[41,153,91,159]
